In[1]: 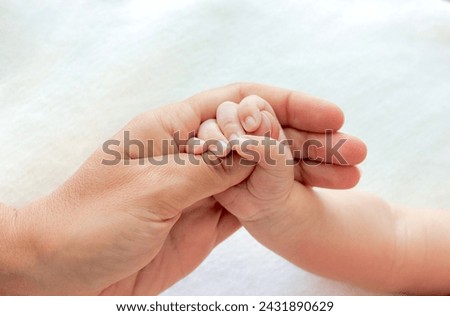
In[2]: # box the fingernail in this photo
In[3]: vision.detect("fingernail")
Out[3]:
[244,116,256,130]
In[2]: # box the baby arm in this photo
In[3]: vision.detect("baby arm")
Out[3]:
[192,96,450,294]
[278,190,450,294]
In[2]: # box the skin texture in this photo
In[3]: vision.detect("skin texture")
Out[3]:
[0,83,367,295]
[196,97,450,295]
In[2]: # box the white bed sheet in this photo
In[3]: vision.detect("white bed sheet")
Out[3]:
[1,0,449,295]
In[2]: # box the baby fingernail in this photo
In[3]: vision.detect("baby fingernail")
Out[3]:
[244,116,256,130]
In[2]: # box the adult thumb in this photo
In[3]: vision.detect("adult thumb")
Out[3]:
[143,152,252,217]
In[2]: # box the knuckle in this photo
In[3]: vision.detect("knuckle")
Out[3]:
[226,81,255,101]
[198,119,220,139]
[218,101,237,111]
[220,121,241,136]
[221,117,238,130]
[217,111,239,132]
[227,81,249,94]
[202,118,218,129]
[241,94,266,106]
[227,81,247,88]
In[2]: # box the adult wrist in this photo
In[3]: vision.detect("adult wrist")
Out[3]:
[0,202,41,295]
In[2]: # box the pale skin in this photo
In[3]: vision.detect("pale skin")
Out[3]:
[0,83,366,295]
[193,95,450,295]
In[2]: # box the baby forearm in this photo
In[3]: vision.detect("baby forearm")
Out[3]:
[303,192,450,294]
[393,205,450,294]
[242,188,450,294]
[287,189,401,292]
[243,188,400,291]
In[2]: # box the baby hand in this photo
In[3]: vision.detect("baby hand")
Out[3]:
[187,95,295,221]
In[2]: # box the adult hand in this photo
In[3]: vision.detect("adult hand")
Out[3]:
[0,83,365,295]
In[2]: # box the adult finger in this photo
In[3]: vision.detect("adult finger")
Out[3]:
[294,162,361,189]
[116,83,345,159]
[130,204,241,295]
[139,152,253,219]
[186,83,344,133]
[284,128,367,166]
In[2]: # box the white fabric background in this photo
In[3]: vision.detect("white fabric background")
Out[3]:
[1,0,449,295]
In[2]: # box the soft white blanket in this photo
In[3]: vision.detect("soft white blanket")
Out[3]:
[1,0,449,295]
